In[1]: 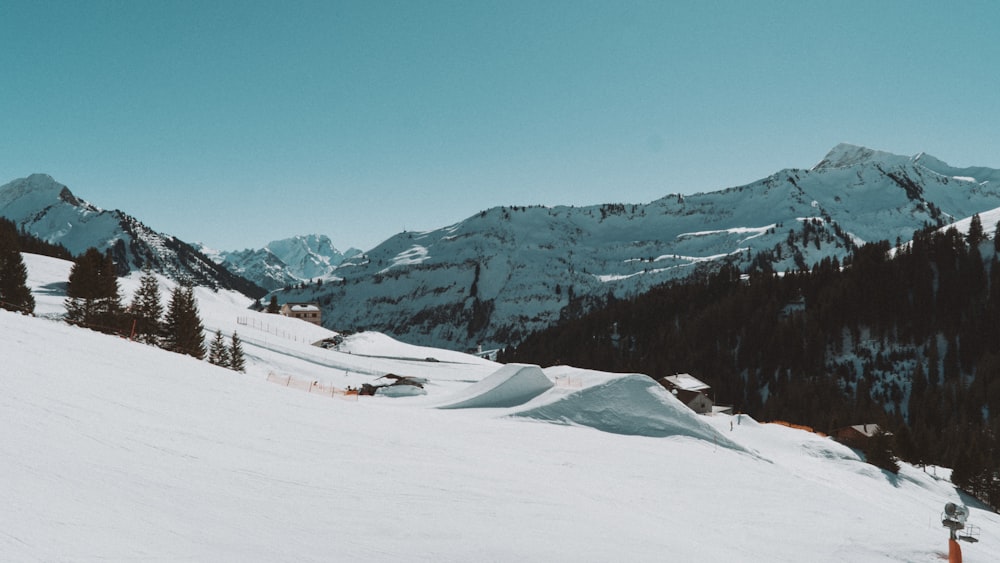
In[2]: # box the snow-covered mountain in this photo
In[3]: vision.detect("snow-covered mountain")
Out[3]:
[10,144,1000,351]
[0,173,264,297]
[280,144,1000,350]
[199,235,362,291]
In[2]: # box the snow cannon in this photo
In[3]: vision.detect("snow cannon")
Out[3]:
[942,502,968,534]
[941,502,980,563]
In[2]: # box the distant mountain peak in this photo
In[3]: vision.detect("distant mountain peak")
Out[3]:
[812,143,900,171]
[24,172,57,184]
[0,173,96,211]
[205,233,360,291]
[811,143,959,176]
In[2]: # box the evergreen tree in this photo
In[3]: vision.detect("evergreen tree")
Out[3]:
[208,329,230,367]
[128,266,163,345]
[229,331,246,373]
[0,227,34,314]
[162,285,206,359]
[95,251,122,325]
[64,247,123,333]
[967,213,985,247]
[266,295,280,314]
[64,250,100,326]
[865,429,903,474]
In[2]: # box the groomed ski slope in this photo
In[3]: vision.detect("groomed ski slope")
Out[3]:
[3,253,1000,562]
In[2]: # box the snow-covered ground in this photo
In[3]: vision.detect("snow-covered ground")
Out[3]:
[3,253,1000,561]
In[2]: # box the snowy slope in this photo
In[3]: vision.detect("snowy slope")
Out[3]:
[0,174,264,297]
[4,252,1000,561]
[281,144,1000,350]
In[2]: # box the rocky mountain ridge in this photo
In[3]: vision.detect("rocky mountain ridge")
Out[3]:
[7,144,1000,351]
[274,144,1000,350]
[0,174,265,297]
[198,235,362,291]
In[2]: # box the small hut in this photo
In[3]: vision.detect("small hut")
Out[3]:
[658,373,714,414]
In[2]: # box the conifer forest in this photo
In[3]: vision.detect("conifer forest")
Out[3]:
[503,217,1000,508]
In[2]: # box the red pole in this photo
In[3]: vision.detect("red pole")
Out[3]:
[949,538,962,563]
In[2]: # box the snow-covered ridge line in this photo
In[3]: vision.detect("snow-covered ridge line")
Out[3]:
[259,144,1000,350]
[0,174,264,297]
[7,144,1000,351]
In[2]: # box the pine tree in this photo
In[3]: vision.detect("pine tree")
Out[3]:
[128,266,163,345]
[65,248,101,326]
[266,295,280,314]
[162,285,206,359]
[0,227,35,314]
[229,331,246,372]
[967,213,985,247]
[94,251,123,330]
[64,247,123,333]
[863,429,900,474]
[208,329,230,367]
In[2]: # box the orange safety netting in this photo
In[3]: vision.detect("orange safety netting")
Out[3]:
[766,420,828,438]
[266,372,359,400]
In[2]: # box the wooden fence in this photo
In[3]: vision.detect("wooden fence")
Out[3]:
[237,316,309,343]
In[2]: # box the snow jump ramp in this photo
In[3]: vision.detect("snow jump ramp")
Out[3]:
[512,373,746,452]
[437,364,554,409]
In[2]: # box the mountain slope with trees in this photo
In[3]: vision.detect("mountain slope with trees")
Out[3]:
[0,174,264,298]
[280,144,1000,350]
[503,211,1000,507]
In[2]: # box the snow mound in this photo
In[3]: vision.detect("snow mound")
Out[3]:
[801,439,860,462]
[512,374,745,450]
[376,384,427,398]
[438,364,553,409]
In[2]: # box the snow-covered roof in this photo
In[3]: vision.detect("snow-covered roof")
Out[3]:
[846,424,881,438]
[282,302,320,312]
[661,373,710,392]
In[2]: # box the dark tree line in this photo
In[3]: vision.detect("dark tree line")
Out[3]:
[503,216,1000,507]
[62,247,244,369]
[0,217,73,261]
[2,223,249,368]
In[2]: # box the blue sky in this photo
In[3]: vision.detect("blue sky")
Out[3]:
[2,1,999,251]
